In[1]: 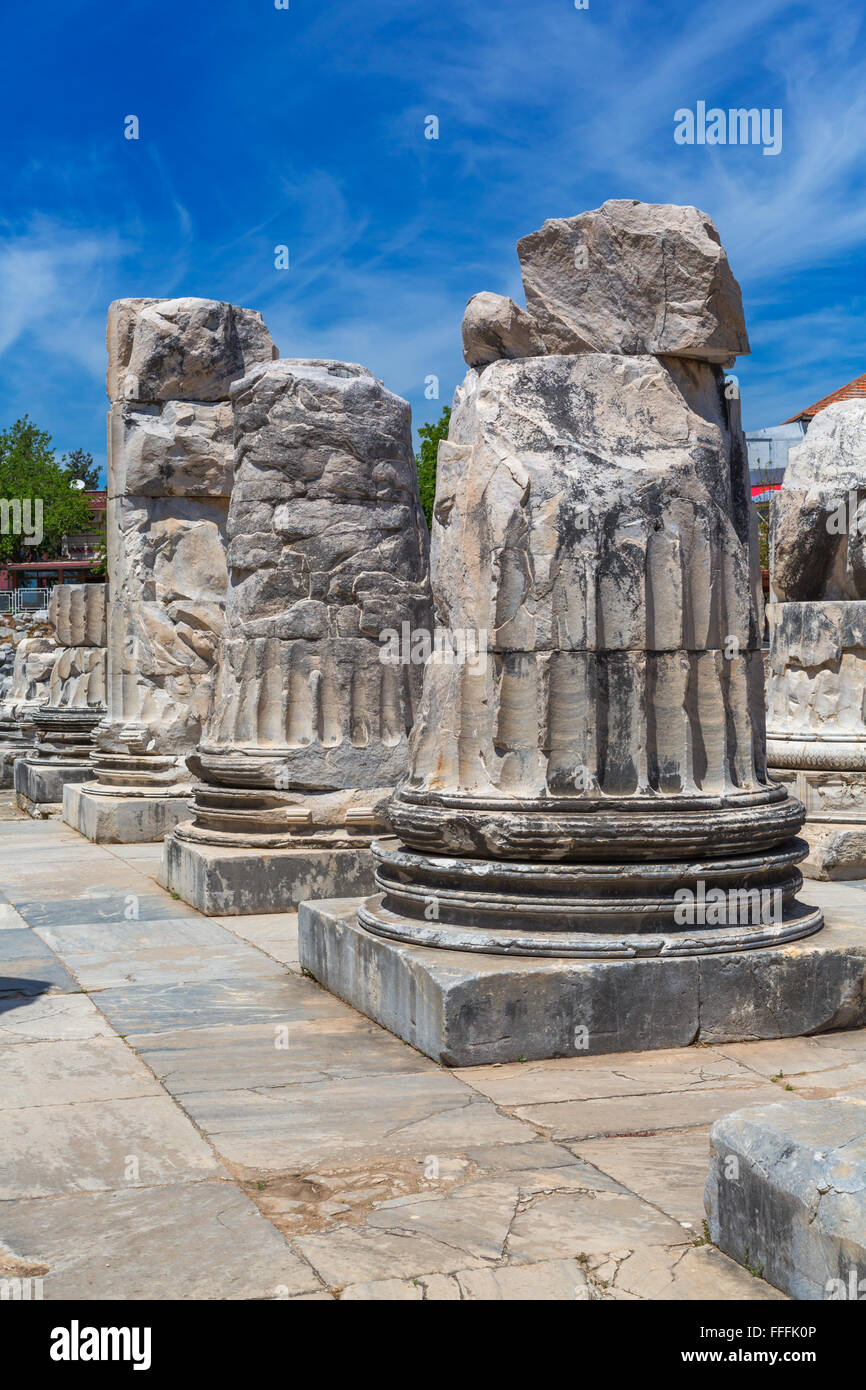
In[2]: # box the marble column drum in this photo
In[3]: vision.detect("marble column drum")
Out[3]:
[64,296,278,842]
[767,400,866,878]
[161,358,432,913]
[361,352,816,957]
[15,584,107,811]
[0,636,58,787]
[299,203,846,1065]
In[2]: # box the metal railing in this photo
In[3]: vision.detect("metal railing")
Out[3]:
[0,586,55,617]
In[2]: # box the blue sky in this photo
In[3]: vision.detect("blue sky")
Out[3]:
[1,0,865,482]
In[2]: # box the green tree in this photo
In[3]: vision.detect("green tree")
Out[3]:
[0,417,95,564]
[61,447,101,491]
[415,405,451,528]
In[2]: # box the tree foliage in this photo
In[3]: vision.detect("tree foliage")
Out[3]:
[415,405,451,528]
[0,418,96,564]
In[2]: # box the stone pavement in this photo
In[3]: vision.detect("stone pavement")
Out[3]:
[2,794,866,1301]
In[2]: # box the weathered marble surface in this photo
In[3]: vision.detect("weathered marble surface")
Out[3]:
[165,358,431,912]
[189,358,431,820]
[107,296,276,405]
[0,637,58,718]
[50,584,106,651]
[461,292,544,368]
[517,200,750,363]
[45,584,106,711]
[401,353,766,832]
[0,637,59,786]
[68,298,277,842]
[767,402,866,877]
[767,602,866,750]
[706,1096,866,1300]
[316,201,818,1054]
[387,348,804,884]
[302,899,864,1065]
[772,402,866,603]
[15,586,107,810]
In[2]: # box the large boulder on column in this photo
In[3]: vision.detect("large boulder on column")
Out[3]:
[107,297,277,404]
[771,401,866,602]
[461,292,545,367]
[517,200,750,363]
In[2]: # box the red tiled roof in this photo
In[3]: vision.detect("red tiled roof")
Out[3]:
[6,559,98,570]
[782,372,866,423]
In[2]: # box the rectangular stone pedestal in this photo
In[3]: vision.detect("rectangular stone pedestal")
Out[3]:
[160,835,376,916]
[298,898,866,1067]
[14,758,95,810]
[0,743,31,788]
[63,783,191,843]
[706,1097,866,1300]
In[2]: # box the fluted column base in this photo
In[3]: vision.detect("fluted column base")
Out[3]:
[0,716,39,788]
[389,782,805,861]
[14,708,103,809]
[63,748,193,843]
[357,836,822,958]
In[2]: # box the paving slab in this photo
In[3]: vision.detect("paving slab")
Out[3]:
[180,1072,533,1174]
[127,1015,436,1094]
[33,919,287,990]
[0,1036,165,1108]
[213,913,300,970]
[340,1260,589,1300]
[572,1128,713,1228]
[1,865,158,898]
[0,1182,322,1300]
[454,1046,763,1107]
[0,1094,225,1197]
[594,1242,787,1301]
[512,1080,784,1141]
[0,958,79,998]
[0,991,114,1044]
[782,1060,866,1099]
[0,903,29,930]
[245,1143,621,1245]
[0,928,57,963]
[94,972,350,1036]
[105,843,167,867]
[11,893,198,927]
[506,1188,690,1264]
[713,1032,866,1077]
[295,1222,494,1287]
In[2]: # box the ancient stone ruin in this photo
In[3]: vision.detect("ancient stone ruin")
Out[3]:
[0,634,58,787]
[767,400,866,878]
[161,358,432,913]
[297,200,856,1066]
[63,297,277,842]
[14,584,107,811]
